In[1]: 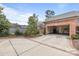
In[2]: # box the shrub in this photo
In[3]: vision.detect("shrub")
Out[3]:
[0,30,9,37]
[71,34,79,40]
[15,29,23,36]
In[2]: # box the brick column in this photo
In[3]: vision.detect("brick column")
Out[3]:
[58,26,63,34]
[69,23,76,37]
[45,25,48,34]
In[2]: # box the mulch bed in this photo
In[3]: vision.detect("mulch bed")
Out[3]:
[0,35,43,39]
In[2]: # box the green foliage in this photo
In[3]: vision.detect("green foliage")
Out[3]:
[71,34,79,40]
[25,14,39,36]
[45,10,55,19]
[0,7,3,13]
[0,6,11,36]
[0,29,9,37]
[15,28,23,36]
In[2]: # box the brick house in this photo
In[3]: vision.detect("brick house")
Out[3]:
[44,11,79,37]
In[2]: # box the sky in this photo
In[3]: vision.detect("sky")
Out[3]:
[0,3,79,25]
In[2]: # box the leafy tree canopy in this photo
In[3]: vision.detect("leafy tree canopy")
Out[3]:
[0,6,11,36]
[45,10,55,19]
[25,13,39,36]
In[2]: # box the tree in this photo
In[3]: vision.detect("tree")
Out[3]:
[0,7,3,13]
[25,13,39,36]
[0,6,11,36]
[45,10,55,19]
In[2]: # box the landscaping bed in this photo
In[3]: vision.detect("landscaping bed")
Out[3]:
[71,34,79,50]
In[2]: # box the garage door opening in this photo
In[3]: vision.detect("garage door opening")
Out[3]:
[53,26,58,34]
[48,25,69,35]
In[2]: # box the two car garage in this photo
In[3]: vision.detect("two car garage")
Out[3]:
[48,25,69,35]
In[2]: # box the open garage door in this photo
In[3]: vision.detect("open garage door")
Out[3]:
[48,25,69,35]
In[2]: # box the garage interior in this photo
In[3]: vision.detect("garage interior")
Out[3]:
[47,25,69,35]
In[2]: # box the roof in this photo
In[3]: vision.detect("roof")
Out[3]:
[11,23,26,29]
[45,11,79,22]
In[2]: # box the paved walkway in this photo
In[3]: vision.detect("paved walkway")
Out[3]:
[0,35,79,56]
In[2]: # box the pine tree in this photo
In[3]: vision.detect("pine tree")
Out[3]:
[45,10,55,19]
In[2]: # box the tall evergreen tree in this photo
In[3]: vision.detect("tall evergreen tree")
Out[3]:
[45,10,55,19]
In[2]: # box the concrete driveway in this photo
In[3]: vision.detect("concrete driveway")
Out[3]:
[0,35,79,56]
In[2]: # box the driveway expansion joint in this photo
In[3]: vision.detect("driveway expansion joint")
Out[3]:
[27,38,79,56]
[19,45,40,55]
[9,40,19,56]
